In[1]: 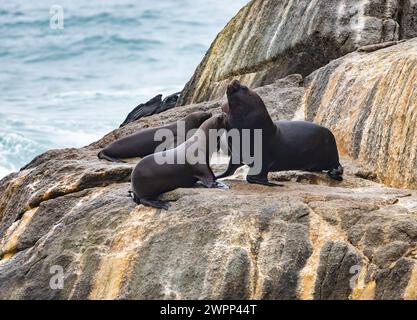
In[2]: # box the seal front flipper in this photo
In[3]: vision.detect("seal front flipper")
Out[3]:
[246,169,284,187]
[98,151,125,163]
[213,181,229,189]
[194,180,230,189]
[246,175,284,187]
[139,198,170,210]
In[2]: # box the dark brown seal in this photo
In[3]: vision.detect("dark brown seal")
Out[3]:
[217,80,343,185]
[98,111,212,162]
[130,113,228,210]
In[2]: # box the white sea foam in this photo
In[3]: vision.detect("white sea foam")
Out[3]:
[0,132,38,178]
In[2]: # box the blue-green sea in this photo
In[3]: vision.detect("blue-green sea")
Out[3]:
[0,0,247,178]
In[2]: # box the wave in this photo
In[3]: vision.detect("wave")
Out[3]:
[0,50,11,58]
[0,131,43,177]
[71,34,162,48]
[0,126,105,179]
[0,11,138,30]
[65,12,143,27]
[24,50,83,64]
[23,34,163,64]
[0,9,24,17]
[140,9,161,20]
[0,18,46,30]
[0,9,165,32]
[51,87,174,99]
[172,19,206,27]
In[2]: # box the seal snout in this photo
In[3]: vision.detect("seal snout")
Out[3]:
[227,79,243,95]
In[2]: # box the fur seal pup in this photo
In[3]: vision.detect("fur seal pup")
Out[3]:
[217,80,343,185]
[98,111,212,162]
[130,113,228,210]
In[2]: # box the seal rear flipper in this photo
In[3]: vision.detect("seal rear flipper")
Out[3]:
[328,164,344,181]
[139,198,170,210]
[98,151,125,163]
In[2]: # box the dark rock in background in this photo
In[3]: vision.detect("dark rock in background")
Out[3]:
[119,92,180,127]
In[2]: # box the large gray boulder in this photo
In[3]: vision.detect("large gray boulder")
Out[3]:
[303,38,417,189]
[177,0,417,106]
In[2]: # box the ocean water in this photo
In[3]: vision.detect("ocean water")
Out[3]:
[0,0,248,178]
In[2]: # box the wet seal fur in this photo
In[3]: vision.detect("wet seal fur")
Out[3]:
[217,80,343,185]
[98,111,212,162]
[130,113,228,210]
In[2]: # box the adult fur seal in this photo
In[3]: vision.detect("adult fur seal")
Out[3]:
[130,113,228,210]
[98,111,212,162]
[217,80,343,185]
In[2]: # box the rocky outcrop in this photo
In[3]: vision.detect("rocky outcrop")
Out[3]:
[304,38,417,189]
[1,78,417,300]
[177,0,417,106]
[400,0,417,39]
[1,154,417,299]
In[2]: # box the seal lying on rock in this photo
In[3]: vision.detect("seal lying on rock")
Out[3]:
[130,113,228,210]
[98,111,212,162]
[217,80,343,185]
